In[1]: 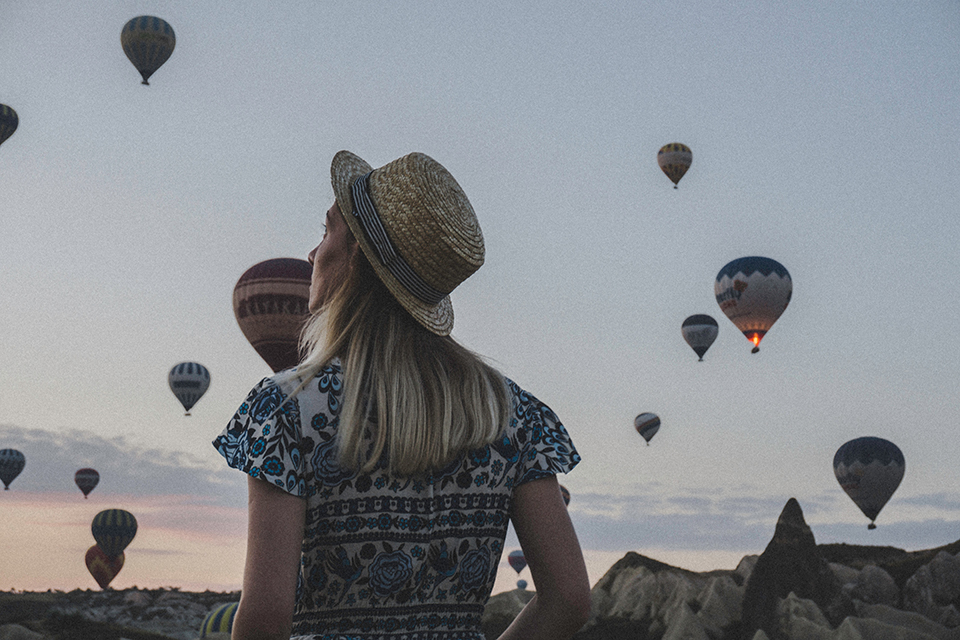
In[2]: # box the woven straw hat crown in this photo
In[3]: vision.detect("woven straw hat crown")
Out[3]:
[331,150,484,335]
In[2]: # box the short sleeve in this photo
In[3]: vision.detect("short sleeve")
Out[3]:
[212,376,307,497]
[509,381,580,485]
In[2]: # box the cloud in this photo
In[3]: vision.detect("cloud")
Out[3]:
[0,424,246,507]
[898,492,960,512]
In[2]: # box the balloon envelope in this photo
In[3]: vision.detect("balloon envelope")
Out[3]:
[92,509,138,558]
[75,468,100,498]
[200,602,239,638]
[169,362,210,414]
[507,550,526,574]
[834,437,905,529]
[559,484,571,506]
[86,545,124,589]
[682,314,718,361]
[0,104,18,148]
[634,413,660,445]
[657,143,692,188]
[0,449,25,489]
[715,256,792,353]
[121,16,175,85]
[233,258,313,372]
[517,579,528,590]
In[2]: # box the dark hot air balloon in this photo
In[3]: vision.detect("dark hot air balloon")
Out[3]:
[834,437,905,530]
[0,104,18,149]
[657,143,692,188]
[86,545,124,589]
[169,362,210,415]
[121,16,175,85]
[681,314,718,362]
[92,509,138,557]
[715,257,792,353]
[634,413,660,446]
[559,484,571,506]
[0,449,25,489]
[233,258,313,372]
[75,468,100,498]
[517,579,528,590]
[507,550,526,574]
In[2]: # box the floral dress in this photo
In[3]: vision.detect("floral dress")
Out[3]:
[213,362,579,640]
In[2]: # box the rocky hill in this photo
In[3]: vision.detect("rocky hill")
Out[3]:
[2,498,959,640]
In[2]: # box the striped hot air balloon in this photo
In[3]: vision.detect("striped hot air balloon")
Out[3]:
[715,257,792,353]
[200,602,239,639]
[85,545,124,589]
[0,449,25,489]
[657,143,692,188]
[0,104,18,149]
[559,484,571,506]
[681,314,718,362]
[233,258,313,372]
[834,437,905,530]
[75,468,100,498]
[121,16,176,85]
[91,509,138,558]
[169,362,210,415]
[634,413,660,446]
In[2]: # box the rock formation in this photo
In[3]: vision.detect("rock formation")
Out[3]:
[2,500,959,640]
[741,498,851,638]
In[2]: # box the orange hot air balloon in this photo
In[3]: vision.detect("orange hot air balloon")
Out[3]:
[86,545,124,589]
[233,258,313,372]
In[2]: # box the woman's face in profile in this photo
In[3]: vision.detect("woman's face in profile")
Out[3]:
[307,201,357,313]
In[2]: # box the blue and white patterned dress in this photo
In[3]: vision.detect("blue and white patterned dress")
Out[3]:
[213,362,579,640]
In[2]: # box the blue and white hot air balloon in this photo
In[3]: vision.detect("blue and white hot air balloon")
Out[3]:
[715,257,792,353]
[834,437,905,530]
[121,16,176,85]
[634,413,660,446]
[681,314,718,362]
[169,362,210,415]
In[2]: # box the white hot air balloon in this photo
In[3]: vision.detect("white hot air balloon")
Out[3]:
[715,257,792,353]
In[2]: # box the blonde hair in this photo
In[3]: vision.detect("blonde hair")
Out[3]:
[291,250,509,477]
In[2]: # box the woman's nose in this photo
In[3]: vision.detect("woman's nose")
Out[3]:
[307,245,318,264]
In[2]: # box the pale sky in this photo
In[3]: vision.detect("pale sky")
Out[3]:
[1,1,959,593]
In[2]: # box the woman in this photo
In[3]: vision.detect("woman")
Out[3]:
[214,151,590,640]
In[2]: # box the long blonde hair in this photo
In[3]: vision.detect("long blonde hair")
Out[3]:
[291,250,510,477]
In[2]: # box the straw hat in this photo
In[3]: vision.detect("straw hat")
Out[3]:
[331,150,484,336]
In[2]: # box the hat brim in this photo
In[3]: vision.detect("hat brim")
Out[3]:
[331,150,454,336]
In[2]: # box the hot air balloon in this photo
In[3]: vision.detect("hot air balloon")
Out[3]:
[234,258,313,372]
[834,437,905,530]
[75,468,100,498]
[85,545,124,589]
[169,362,210,415]
[715,257,792,353]
[0,104,18,149]
[507,550,526,574]
[0,449,25,490]
[634,413,660,446]
[517,579,528,590]
[682,314,718,362]
[92,509,138,557]
[200,602,239,639]
[559,484,571,506]
[121,16,176,85]
[657,143,692,188]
